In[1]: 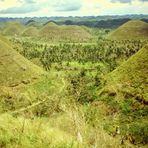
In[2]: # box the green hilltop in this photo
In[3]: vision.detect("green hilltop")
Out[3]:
[107,20,148,40]
[22,26,39,37]
[39,22,92,42]
[39,22,60,41]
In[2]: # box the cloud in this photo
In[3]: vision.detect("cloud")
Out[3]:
[51,0,82,11]
[111,0,148,3]
[111,0,132,3]
[0,0,147,16]
[18,0,35,3]
[139,0,148,2]
[0,0,82,14]
[0,6,39,14]
[0,1,40,14]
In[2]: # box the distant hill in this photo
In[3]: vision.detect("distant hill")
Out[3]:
[0,15,148,27]
[0,36,44,87]
[62,18,131,28]
[2,22,25,36]
[39,22,92,42]
[25,19,36,25]
[22,26,39,37]
[39,22,60,36]
[107,20,148,40]
[25,19,41,28]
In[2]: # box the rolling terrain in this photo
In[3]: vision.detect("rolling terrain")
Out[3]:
[39,22,92,42]
[0,18,148,147]
[1,21,93,43]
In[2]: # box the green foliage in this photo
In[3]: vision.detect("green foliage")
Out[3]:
[11,38,147,73]
[66,70,95,104]
[120,100,132,115]
[0,114,78,148]
[128,122,148,144]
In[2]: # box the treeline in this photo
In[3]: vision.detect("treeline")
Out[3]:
[44,18,148,29]
[0,14,148,25]
[11,38,147,71]
[58,18,131,28]
[39,40,145,71]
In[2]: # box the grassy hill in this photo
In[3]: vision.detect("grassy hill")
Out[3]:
[0,34,12,46]
[101,44,148,105]
[109,44,148,99]
[39,22,60,41]
[39,22,92,42]
[22,26,39,37]
[0,36,57,114]
[0,113,78,148]
[2,22,25,36]
[107,20,148,40]
[25,19,41,27]
[0,22,6,33]
[0,36,44,87]
[60,25,92,42]
[98,45,148,144]
[1,21,93,42]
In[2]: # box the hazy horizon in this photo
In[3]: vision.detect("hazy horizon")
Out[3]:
[0,0,148,17]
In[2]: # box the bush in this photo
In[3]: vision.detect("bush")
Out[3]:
[128,122,148,144]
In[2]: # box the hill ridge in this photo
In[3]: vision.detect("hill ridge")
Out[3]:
[107,20,148,40]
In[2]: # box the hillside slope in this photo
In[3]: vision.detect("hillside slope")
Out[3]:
[109,44,148,99]
[0,37,44,87]
[22,26,39,37]
[107,20,148,40]
[97,45,148,144]
[2,22,25,36]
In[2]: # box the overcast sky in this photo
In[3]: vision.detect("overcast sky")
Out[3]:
[0,0,148,17]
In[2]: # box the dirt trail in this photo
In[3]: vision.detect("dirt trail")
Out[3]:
[5,77,66,115]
